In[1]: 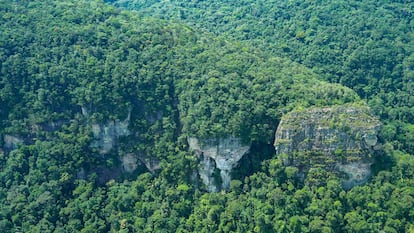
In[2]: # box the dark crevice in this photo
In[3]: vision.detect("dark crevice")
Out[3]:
[231,141,276,180]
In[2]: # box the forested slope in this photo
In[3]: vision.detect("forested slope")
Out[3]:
[111,0,414,155]
[0,0,413,232]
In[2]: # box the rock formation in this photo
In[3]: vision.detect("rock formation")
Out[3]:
[274,104,381,189]
[120,153,139,173]
[188,137,250,192]
[87,109,161,177]
[121,153,161,174]
[90,112,131,154]
[3,135,24,151]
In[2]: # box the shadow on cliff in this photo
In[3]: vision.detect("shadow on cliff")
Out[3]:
[231,141,276,180]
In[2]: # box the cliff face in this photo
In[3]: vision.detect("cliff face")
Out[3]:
[1,107,161,183]
[3,120,69,152]
[274,105,381,189]
[89,111,131,155]
[88,110,160,176]
[120,153,160,174]
[3,135,24,151]
[188,137,250,192]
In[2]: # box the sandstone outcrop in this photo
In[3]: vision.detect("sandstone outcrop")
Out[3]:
[90,112,131,154]
[188,137,250,192]
[274,104,381,188]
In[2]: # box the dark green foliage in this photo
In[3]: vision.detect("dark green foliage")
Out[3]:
[112,0,414,155]
[0,0,413,232]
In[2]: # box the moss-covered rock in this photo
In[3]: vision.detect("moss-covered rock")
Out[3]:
[274,104,382,188]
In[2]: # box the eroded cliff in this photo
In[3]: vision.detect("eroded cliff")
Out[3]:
[188,137,250,192]
[274,104,382,189]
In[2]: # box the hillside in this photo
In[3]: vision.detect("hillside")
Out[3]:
[110,0,414,156]
[0,0,413,232]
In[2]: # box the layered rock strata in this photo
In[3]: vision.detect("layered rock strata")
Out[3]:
[274,105,381,188]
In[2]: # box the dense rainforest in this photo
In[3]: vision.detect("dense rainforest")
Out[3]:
[111,0,414,155]
[0,0,413,232]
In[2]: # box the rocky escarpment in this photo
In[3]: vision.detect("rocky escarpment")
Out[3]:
[274,105,382,189]
[3,135,24,151]
[121,153,161,174]
[2,120,70,152]
[86,109,161,176]
[89,111,131,155]
[188,137,250,192]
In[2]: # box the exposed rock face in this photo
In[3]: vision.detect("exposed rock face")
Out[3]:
[121,153,161,174]
[337,161,372,190]
[3,121,69,153]
[274,105,381,189]
[91,113,131,154]
[3,135,24,150]
[198,155,218,192]
[188,137,250,192]
[86,107,162,179]
[137,155,161,174]
[121,153,138,173]
[34,120,69,133]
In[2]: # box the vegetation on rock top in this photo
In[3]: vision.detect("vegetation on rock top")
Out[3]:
[0,0,413,232]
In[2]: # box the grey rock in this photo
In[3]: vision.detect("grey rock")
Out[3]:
[3,135,24,150]
[90,111,131,154]
[121,153,161,174]
[188,137,250,191]
[137,154,161,174]
[274,105,381,189]
[121,153,138,173]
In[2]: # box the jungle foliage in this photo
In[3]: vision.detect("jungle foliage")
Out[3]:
[111,0,414,155]
[0,0,413,232]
